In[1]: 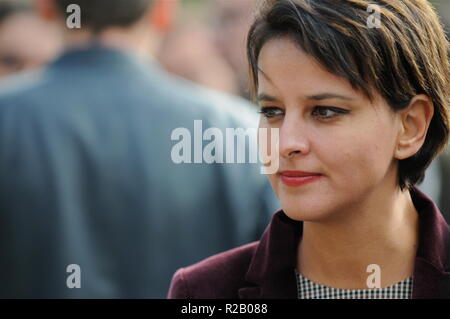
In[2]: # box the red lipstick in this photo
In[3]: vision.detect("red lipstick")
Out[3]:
[279,171,322,187]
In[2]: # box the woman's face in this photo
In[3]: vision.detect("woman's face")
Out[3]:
[258,36,403,222]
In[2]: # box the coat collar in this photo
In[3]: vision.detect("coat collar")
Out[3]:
[239,187,450,299]
[410,187,450,298]
[48,44,153,75]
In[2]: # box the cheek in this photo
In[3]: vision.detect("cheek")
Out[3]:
[320,123,397,187]
[364,118,399,167]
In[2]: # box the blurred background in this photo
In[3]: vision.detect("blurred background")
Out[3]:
[156,0,260,99]
[1,0,449,99]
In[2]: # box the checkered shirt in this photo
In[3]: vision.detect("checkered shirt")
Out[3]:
[296,270,413,299]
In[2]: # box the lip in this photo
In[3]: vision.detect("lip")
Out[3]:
[279,170,322,187]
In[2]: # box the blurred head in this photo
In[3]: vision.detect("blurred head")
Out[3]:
[157,23,239,94]
[0,0,61,77]
[212,0,259,97]
[35,0,177,55]
[248,0,450,221]
[53,0,153,32]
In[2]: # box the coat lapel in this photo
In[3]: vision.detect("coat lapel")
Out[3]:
[412,259,450,298]
[239,210,302,299]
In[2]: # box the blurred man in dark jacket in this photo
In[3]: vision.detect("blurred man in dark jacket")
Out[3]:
[0,0,278,298]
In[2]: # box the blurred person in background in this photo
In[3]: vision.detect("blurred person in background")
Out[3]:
[0,0,62,77]
[435,1,449,33]
[439,151,450,223]
[211,0,259,100]
[157,22,239,94]
[0,0,278,298]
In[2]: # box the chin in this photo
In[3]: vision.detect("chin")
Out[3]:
[281,201,332,222]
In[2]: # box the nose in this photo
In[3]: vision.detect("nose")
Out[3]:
[279,114,310,159]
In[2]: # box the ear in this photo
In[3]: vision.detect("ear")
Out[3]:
[33,0,59,21]
[149,0,178,33]
[394,94,434,160]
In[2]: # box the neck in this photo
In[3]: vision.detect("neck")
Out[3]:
[62,25,157,58]
[297,184,419,289]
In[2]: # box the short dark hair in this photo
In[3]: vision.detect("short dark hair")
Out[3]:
[56,0,153,32]
[0,0,31,24]
[247,0,450,190]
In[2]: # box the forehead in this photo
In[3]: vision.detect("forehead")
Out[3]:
[257,36,360,98]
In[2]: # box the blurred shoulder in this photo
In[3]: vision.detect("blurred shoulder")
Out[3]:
[148,63,259,128]
[0,68,46,102]
[167,241,259,299]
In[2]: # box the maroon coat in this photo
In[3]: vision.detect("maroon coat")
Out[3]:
[168,187,450,299]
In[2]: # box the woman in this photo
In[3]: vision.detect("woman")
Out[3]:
[168,0,450,299]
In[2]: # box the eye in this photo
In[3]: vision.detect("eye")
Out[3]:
[311,106,349,119]
[258,106,284,118]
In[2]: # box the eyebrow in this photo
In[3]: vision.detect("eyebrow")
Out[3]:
[306,93,354,101]
[257,92,354,102]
